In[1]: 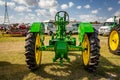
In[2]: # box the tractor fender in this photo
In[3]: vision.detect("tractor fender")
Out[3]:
[78,22,94,34]
[30,22,45,33]
[78,22,94,44]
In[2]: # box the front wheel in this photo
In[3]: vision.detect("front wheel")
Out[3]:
[82,29,100,72]
[25,32,42,71]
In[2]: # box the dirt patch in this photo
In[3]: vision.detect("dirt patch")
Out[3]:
[0,41,25,52]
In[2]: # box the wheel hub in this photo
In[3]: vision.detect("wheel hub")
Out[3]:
[109,30,119,51]
[35,34,42,65]
[82,34,90,66]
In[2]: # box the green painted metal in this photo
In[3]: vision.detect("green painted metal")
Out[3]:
[38,46,54,51]
[54,40,69,65]
[30,22,45,33]
[110,16,117,29]
[55,11,69,39]
[39,45,84,52]
[111,16,120,29]
[68,45,85,51]
[78,22,94,44]
[30,11,95,65]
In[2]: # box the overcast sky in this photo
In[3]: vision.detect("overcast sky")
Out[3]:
[0,0,120,23]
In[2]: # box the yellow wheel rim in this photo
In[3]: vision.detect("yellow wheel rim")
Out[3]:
[82,34,90,66]
[109,30,119,51]
[35,34,42,65]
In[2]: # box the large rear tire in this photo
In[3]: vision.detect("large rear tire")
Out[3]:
[82,29,100,72]
[108,26,120,55]
[25,32,42,71]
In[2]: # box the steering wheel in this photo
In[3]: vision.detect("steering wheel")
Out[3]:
[55,11,69,23]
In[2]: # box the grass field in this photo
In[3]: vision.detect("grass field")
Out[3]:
[0,33,120,80]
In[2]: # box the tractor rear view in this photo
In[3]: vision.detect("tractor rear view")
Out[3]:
[25,11,100,72]
[108,16,120,55]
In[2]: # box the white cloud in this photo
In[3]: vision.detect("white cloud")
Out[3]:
[118,0,120,4]
[61,4,68,9]
[49,8,57,15]
[38,0,58,9]
[35,9,50,17]
[9,15,14,20]
[24,0,37,6]
[16,14,40,23]
[70,17,76,21]
[108,7,113,11]
[28,13,36,20]
[79,14,106,22]
[114,10,120,16]
[7,2,15,8]
[99,8,101,10]
[0,16,4,23]
[61,2,74,10]
[18,13,24,16]
[9,14,40,23]
[12,0,25,5]
[25,13,36,20]
[38,0,58,17]
[12,0,37,6]
[77,6,82,9]
[69,2,74,7]
[35,9,54,21]
[35,8,58,21]
[0,1,15,8]
[0,0,4,6]
[0,15,16,24]
[14,6,31,12]
[84,4,90,9]
[28,13,35,17]
[91,9,98,14]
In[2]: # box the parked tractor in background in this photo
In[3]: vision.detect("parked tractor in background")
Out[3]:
[108,16,120,55]
[25,11,100,72]
[98,17,119,36]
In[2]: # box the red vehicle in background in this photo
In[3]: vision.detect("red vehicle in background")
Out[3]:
[4,23,30,37]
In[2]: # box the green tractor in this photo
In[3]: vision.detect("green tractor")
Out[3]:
[25,11,100,72]
[108,16,120,55]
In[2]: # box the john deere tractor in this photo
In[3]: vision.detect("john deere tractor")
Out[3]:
[25,11,100,72]
[108,16,120,55]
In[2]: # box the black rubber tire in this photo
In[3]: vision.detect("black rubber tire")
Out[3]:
[82,29,100,72]
[108,26,120,55]
[25,32,39,71]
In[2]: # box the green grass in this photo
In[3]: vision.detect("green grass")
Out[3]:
[0,35,120,80]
